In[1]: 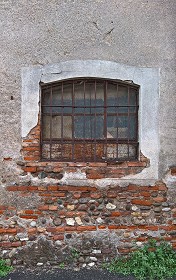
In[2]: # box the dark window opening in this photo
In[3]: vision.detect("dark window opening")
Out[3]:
[41,78,139,162]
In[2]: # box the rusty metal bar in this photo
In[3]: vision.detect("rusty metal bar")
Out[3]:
[41,79,139,162]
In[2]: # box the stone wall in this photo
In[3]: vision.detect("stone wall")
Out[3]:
[0,177,176,267]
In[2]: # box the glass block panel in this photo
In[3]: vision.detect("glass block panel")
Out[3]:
[51,143,62,160]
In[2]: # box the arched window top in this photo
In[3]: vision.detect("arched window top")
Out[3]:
[41,77,139,162]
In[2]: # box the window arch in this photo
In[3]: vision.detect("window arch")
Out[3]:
[41,78,139,162]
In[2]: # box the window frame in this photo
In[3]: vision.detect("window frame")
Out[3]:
[40,77,139,162]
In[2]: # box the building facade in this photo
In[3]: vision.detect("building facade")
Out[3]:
[0,0,176,266]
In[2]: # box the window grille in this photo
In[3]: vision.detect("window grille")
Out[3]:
[41,78,139,162]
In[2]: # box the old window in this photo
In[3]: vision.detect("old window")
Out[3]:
[41,78,139,162]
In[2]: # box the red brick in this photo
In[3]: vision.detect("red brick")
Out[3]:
[98,225,107,229]
[12,241,22,247]
[17,186,28,191]
[118,248,131,254]
[87,173,104,179]
[6,186,18,191]
[107,191,117,198]
[28,228,37,234]
[108,225,126,230]
[0,205,7,210]
[140,191,151,198]
[38,186,47,191]
[53,235,64,240]
[23,167,37,172]
[67,162,87,167]
[127,161,146,167]
[77,226,96,231]
[48,186,58,191]
[152,197,166,203]
[90,193,102,199]
[6,228,17,234]
[53,167,63,173]
[88,162,107,167]
[49,205,58,211]
[23,147,40,151]
[0,242,11,247]
[131,199,152,206]
[38,205,49,211]
[143,225,159,231]
[20,215,38,219]
[39,193,51,197]
[46,227,57,233]
[24,157,39,161]
[0,211,4,214]
[8,206,16,210]
[28,186,38,191]
[127,185,139,191]
[73,192,81,199]
[55,227,65,232]
[0,229,6,234]
[158,185,167,191]
[111,212,122,217]
[65,226,77,231]
[25,210,34,214]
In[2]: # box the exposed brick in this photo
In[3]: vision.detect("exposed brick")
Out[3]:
[111,211,122,217]
[127,185,139,191]
[152,197,166,203]
[127,161,146,167]
[6,228,17,234]
[12,242,22,247]
[88,162,107,167]
[53,235,64,240]
[90,193,102,199]
[24,157,39,161]
[23,167,37,173]
[28,228,37,234]
[98,225,107,229]
[131,199,152,206]
[86,172,105,179]
[38,205,49,211]
[0,205,7,210]
[38,186,47,191]
[0,229,6,234]
[20,215,38,219]
[107,191,117,198]
[17,186,28,191]
[48,186,58,191]
[48,205,58,211]
[77,226,96,231]
[25,210,34,214]
[6,186,18,191]
[28,186,38,191]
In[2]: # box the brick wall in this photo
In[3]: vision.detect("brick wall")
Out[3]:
[0,123,175,267]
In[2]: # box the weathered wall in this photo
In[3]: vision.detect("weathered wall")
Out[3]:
[0,0,176,178]
[0,0,176,267]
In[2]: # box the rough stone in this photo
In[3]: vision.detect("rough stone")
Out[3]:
[53,218,62,226]
[66,218,75,226]
[106,203,116,210]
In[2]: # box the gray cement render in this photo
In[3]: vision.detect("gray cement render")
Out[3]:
[22,60,159,180]
[0,0,176,182]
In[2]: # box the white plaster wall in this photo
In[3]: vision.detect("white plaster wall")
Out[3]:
[22,60,159,180]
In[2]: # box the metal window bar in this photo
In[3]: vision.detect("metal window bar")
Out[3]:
[41,78,139,162]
